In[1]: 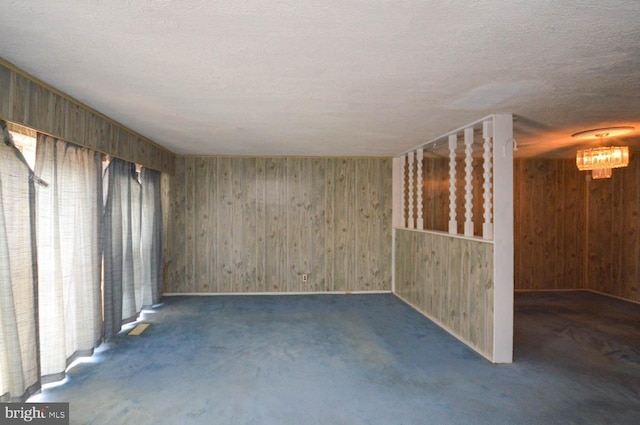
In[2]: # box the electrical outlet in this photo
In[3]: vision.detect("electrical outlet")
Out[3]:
[302,274,308,282]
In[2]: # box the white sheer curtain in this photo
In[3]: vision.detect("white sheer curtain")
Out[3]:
[131,173,143,314]
[34,134,102,382]
[103,159,141,339]
[103,160,163,339]
[0,122,40,401]
[1,122,163,395]
[140,168,163,306]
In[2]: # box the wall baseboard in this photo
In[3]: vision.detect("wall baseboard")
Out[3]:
[514,288,579,293]
[162,290,392,297]
[514,288,640,306]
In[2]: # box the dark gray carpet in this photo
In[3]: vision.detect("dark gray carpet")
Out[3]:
[30,292,640,424]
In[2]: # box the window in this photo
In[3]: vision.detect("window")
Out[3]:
[8,123,37,169]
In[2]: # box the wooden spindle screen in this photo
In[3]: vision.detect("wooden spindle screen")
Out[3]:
[396,119,495,241]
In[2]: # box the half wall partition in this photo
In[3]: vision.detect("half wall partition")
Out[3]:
[392,114,514,363]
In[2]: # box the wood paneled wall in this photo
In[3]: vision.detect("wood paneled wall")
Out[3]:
[514,157,640,303]
[514,159,587,290]
[164,157,392,293]
[586,154,640,302]
[0,59,174,173]
[394,229,494,359]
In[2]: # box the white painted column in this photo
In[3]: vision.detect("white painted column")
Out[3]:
[391,155,405,295]
[392,156,406,228]
[492,113,514,364]
[416,148,424,230]
[463,127,474,237]
[482,120,493,240]
[407,152,415,229]
[448,134,457,234]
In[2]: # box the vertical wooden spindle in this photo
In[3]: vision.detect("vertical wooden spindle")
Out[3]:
[416,148,424,230]
[448,134,457,234]
[482,120,493,240]
[407,151,415,229]
[464,127,474,237]
[393,155,406,228]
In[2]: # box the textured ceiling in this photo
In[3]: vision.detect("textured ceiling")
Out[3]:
[1,0,639,157]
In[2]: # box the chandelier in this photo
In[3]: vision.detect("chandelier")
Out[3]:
[572,127,633,179]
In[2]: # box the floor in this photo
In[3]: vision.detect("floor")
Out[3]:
[30,292,640,425]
